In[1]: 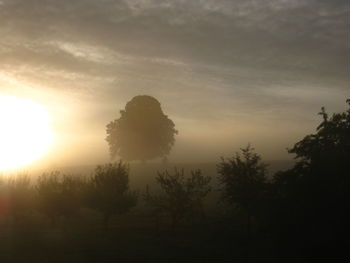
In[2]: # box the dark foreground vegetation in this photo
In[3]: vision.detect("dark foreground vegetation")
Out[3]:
[0,99,349,263]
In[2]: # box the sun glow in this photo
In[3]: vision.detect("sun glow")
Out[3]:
[0,96,54,170]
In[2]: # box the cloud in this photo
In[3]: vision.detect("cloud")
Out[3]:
[1,0,349,107]
[0,0,349,163]
[1,1,349,69]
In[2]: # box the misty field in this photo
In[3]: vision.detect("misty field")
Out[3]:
[1,100,349,263]
[0,0,349,261]
[0,162,293,263]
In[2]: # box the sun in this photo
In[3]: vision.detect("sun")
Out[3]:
[0,96,54,170]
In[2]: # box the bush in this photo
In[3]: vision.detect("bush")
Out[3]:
[144,168,211,228]
[217,145,268,233]
[6,174,35,223]
[36,172,85,226]
[86,161,138,228]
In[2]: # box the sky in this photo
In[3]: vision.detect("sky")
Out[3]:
[0,0,349,168]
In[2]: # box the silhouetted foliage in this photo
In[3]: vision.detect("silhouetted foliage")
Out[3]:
[2,99,349,262]
[37,172,85,226]
[86,162,138,228]
[217,145,268,233]
[0,176,7,219]
[106,95,178,161]
[36,172,62,225]
[144,168,211,228]
[7,174,34,223]
[269,99,350,251]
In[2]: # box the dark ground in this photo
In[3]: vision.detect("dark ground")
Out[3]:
[0,209,281,263]
[0,161,295,263]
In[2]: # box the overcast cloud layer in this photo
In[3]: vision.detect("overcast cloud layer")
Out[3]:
[0,0,349,165]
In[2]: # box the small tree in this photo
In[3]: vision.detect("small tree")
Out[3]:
[86,162,137,229]
[106,95,178,161]
[144,169,211,229]
[217,145,268,233]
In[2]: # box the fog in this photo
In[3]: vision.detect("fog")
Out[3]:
[0,0,349,168]
[1,2,350,262]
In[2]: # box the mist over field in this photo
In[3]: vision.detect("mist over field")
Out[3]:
[1,0,349,169]
[0,1,349,262]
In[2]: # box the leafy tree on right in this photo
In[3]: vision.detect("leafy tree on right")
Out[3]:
[269,99,350,251]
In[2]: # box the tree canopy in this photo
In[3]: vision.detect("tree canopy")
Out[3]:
[86,162,137,228]
[144,168,211,228]
[106,95,178,161]
[269,99,350,249]
[217,145,268,212]
[217,145,268,234]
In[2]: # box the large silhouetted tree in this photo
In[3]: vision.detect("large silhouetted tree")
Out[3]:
[268,99,350,251]
[106,95,178,161]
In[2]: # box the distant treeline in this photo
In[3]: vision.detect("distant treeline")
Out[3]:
[0,99,349,261]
